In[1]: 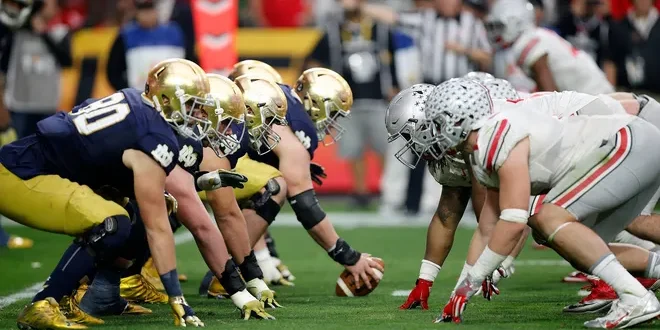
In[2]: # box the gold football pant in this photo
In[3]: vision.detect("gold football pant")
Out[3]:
[198,156,282,202]
[0,164,128,235]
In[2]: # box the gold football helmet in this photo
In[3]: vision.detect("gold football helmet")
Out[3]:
[295,68,353,144]
[204,74,247,158]
[143,58,215,141]
[229,60,283,84]
[234,74,288,155]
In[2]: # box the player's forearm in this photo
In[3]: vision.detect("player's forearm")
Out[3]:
[469,221,526,281]
[307,218,340,250]
[145,225,177,275]
[210,194,252,264]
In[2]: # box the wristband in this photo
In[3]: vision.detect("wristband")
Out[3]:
[327,238,360,266]
[160,269,183,297]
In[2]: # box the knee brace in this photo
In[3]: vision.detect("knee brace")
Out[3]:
[288,189,326,230]
[78,215,131,261]
[255,198,281,225]
[218,259,246,296]
[249,178,282,209]
[238,251,264,283]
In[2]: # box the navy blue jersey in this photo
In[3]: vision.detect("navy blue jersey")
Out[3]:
[247,84,318,168]
[226,122,249,169]
[0,88,180,197]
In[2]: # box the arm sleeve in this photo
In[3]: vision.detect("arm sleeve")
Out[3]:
[477,118,528,173]
[308,32,331,66]
[388,28,399,90]
[515,37,547,71]
[106,34,128,91]
[40,30,72,68]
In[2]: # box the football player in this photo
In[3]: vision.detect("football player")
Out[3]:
[227,61,384,287]
[427,79,660,328]
[73,74,279,322]
[0,59,241,329]
[485,0,614,94]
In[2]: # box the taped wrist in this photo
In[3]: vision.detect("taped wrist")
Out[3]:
[160,269,183,297]
[255,198,281,225]
[218,259,246,296]
[327,238,360,266]
[288,189,326,230]
[238,251,264,282]
[78,215,131,262]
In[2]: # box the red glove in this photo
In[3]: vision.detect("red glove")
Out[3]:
[399,279,433,310]
[481,275,500,301]
[434,275,480,323]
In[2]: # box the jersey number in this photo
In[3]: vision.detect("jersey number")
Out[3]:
[72,93,130,135]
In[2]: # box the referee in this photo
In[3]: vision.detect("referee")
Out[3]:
[341,0,493,214]
[342,0,492,85]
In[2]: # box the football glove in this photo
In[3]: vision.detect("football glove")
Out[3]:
[168,296,204,327]
[0,126,17,147]
[194,169,248,191]
[481,275,500,301]
[435,275,481,324]
[310,162,327,185]
[246,278,282,309]
[399,279,432,310]
[230,290,276,320]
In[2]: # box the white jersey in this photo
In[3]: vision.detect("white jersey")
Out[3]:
[470,109,635,194]
[428,91,626,187]
[511,28,614,95]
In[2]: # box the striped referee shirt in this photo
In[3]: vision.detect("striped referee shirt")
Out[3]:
[397,9,491,84]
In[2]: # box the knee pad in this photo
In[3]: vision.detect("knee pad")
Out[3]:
[79,215,131,259]
[255,198,281,225]
[218,259,246,296]
[288,189,326,230]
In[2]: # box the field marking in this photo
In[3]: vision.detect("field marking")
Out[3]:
[391,290,412,297]
[0,231,195,310]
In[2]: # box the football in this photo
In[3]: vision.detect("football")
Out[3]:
[335,257,385,297]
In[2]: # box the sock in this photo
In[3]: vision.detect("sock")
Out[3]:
[453,263,473,291]
[198,270,214,296]
[255,248,279,282]
[33,242,96,302]
[502,255,515,271]
[469,246,507,281]
[591,253,647,298]
[419,260,441,282]
[614,231,657,251]
[645,252,660,278]
[264,232,279,258]
[79,268,124,316]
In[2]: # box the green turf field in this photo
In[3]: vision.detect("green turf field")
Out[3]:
[1,224,658,330]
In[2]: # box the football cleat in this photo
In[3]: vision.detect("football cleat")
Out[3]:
[140,258,188,287]
[563,271,591,283]
[59,296,104,325]
[121,302,153,315]
[273,258,296,281]
[564,279,617,314]
[120,274,169,304]
[140,258,165,291]
[636,277,660,292]
[584,291,660,328]
[17,297,88,330]
[6,235,33,249]
[207,275,229,299]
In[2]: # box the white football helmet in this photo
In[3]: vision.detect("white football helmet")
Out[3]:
[462,71,495,82]
[424,78,493,160]
[485,0,535,48]
[385,84,436,169]
[482,78,520,100]
[0,0,33,29]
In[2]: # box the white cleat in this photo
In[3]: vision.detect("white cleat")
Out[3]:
[583,291,660,329]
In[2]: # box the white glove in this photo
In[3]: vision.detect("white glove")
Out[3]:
[194,169,247,191]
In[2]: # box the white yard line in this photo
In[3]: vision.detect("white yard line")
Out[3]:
[0,231,195,310]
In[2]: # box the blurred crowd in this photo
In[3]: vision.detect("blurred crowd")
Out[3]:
[2,0,660,249]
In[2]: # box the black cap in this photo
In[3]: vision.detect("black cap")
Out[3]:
[135,0,155,9]
[464,0,489,13]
